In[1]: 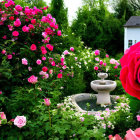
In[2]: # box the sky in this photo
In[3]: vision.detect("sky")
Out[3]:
[45,0,83,23]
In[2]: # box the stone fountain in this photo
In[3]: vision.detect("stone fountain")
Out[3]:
[90,73,116,105]
[69,72,117,114]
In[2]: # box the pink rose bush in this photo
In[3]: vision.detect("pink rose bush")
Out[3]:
[14,116,26,128]
[120,42,140,99]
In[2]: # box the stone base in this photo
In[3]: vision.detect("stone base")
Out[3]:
[96,92,111,105]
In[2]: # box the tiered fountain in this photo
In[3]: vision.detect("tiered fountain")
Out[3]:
[71,73,117,114]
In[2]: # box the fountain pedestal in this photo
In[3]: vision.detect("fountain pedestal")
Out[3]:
[91,73,117,105]
[97,92,111,105]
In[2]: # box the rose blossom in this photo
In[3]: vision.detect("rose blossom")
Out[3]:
[22,58,28,65]
[28,75,38,84]
[94,50,100,56]
[2,35,7,39]
[125,128,140,140]
[70,47,74,51]
[110,59,116,64]
[57,30,61,36]
[28,67,32,71]
[7,54,12,59]
[30,44,37,51]
[0,112,6,119]
[1,50,6,54]
[14,19,21,27]
[42,56,46,61]
[15,5,23,11]
[120,42,140,99]
[0,91,2,94]
[14,116,26,128]
[95,57,99,61]
[44,98,51,106]
[99,60,103,65]
[106,54,109,58]
[42,66,48,72]
[12,31,19,36]
[43,74,49,79]
[63,50,69,55]
[94,66,98,71]
[57,73,62,78]
[46,44,53,51]
[22,25,29,32]
[31,19,36,24]
[36,59,42,65]
[137,115,140,121]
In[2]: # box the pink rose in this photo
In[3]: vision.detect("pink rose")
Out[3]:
[14,116,26,128]
[28,75,38,84]
[120,42,140,99]
[31,19,36,24]
[1,50,6,54]
[42,57,46,61]
[0,91,2,94]
[7,54,12,59]
[14,19,21,27]
[103,63,107,66]
[43,74,49,79]
[137,115,140,121]
[28,67,32,71]
[51,61,55,66]
[36,59,42,65]
[44,98,51,106]
[22,25,29,32]
[106,54,109,58]
[12,31,19,36]
[125,128,140,140]
[15,5,23,11]
[30,44,37,51]
[22,58,28,65]
[28,24,34,30]
[94,66,98,71]
[57,30,61,36]
[108,134,122,140]
[70,47,74,51]
[110,59,116,64]
[99,60,103,65]
[94,50,100,56]
[49,70,53,74]
[63,50,69,55]
[46,44,53,51]
[0,112,6,119]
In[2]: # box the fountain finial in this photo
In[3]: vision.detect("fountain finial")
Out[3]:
[97,73,108,85]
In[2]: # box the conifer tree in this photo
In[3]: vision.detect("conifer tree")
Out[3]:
[50,0,68,30]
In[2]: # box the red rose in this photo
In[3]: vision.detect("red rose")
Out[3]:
[120,42,140,100]
[42,66,48,72]
[30,44,37,51]
[57,73,62,78]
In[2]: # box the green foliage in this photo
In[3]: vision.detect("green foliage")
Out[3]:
[126,93,140,114]
[71,1,124,56]
[50,0,68,30]
[113,0,135,21]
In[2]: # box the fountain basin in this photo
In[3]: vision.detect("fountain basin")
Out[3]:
[91,80,117,104]
[71,93,117,115]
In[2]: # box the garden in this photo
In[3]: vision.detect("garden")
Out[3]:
[0,0,140,139]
